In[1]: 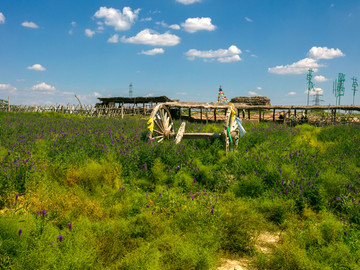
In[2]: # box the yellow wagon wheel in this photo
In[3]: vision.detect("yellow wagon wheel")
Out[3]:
[148,104,175,142]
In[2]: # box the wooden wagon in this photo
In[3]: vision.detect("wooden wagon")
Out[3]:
[147,102,244,154]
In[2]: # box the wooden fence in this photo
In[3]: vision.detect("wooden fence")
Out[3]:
[1,103,360,125]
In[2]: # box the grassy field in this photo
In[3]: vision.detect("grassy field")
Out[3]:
[1,111,360,269]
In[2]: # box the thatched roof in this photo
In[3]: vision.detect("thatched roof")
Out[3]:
[230,96,271,106]
[97,96,173,104]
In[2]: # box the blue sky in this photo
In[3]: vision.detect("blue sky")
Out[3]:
[0,0,359,105]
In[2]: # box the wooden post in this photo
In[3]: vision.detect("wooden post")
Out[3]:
[200,108,202,120]
[242,109,245,119]
[143,103,145,115]
[121,102,124,119]
[248,109,250,120]
[205,109,208,124]
[179,108,181,120]
[258,109,261,123]
[214,109,216,121]
[189,108,191,119]
[273,109,275,122]
[294,109,297,118]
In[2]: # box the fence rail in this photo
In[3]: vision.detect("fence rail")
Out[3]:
[1,103,360,125]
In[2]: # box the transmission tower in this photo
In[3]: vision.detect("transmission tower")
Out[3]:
[334,73,345,105]
[129,83,133,98]
[306,69,314,106]
[312,89,324,106]
[352,77,358,105]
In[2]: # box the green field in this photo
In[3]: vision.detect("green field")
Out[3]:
[1,112,360,269]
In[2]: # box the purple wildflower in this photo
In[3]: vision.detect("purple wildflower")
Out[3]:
[42,209,46,217]
[344,231,347,237]
[57,235,63,242]
[159,193,161,197]
[68,223,72,231]
[19,229,22,237]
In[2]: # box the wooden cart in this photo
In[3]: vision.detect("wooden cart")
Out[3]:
[147,102,241,154]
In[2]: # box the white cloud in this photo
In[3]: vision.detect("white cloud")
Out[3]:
[0,84,17,93]
[93,92,101,97]
[144,93,154,97]
[71,21,77,27]
[140,48,164,55]
[21,21,39,29]
[85,29,95,37]
[27,64,46,71]
[169,24,180,30]
[31,82,56,91]
[248,91,257,96]
[176,0,202,4]
[0,12,5,24]
[108,34,119,43]
[288,92,296,96]
[156,21,180,30]
[268,58,324,74]
[306,87,324,96]
[218,55,242,63]
[181,17,216,33]
[141,17,152,22]
[121,29,180,46]
[245,17,253,22]
[94,6,140,31]
[185,45,242,63]
[313,75,328,82]
[307,46,345,60]
[269,46,344,75]
[257,86,262,90]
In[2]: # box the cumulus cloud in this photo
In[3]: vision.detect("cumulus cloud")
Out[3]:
[31,82,56,91]
[288,92,296,96]
[27,64,46,71]
[108,34,119,43]
[93,92,101,97]
[0,12,5,24]
[313,75,328,82]
[141,17,152,22]
[268,58,324,74]
[121,29,180,46]
[268,46,345,75]
[140,48,165,55]
[257,86,262,90]
[305,87,324,96]
[181,17,216,33]
[21,21,39,28]
[248,91,257,96]
[94,6,140,31]
[245,17,253,22]
[85,29,95,37]
[176,0,202,4]
[185,45,242,63]
[0,83,17,93]
[307,46,345,60]
[218,55,242,63]
[169,24,180,30]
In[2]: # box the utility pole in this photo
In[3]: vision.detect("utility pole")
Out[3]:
[129,83,133,98]
[351,77,358,105]
[306,69,314,106]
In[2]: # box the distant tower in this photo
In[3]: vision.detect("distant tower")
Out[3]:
[333,73,345,105]
[306,69,314,106]
[129,83,133,98]
[313,89,323,106]
[351,77,358,105]
[217,85,229,103]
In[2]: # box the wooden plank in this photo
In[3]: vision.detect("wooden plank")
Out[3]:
[182,133,222,139]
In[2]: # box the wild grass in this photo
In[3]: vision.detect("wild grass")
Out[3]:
[1,111,360,269]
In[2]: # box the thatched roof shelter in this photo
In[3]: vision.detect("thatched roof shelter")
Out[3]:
[230,96,271,106]
[97,96,173,106]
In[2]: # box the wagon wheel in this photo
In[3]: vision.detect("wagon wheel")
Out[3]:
[148,104,175,142]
